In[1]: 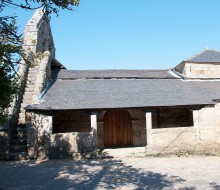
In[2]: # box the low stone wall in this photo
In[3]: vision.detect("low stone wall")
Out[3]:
[49,132,94,159]
[146,127,197,155]
[26,112,95,159]
[147,105,220,155]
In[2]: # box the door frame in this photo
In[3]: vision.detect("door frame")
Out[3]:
[103,109,133,148]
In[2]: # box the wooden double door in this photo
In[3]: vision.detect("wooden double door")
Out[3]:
[103,110,133,147]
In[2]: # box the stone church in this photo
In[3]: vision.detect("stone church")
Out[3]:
[1,9,220,159]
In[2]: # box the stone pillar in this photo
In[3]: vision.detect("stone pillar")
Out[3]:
[192,110,200,140]
[146,112,152,146]
[91,113,98,149]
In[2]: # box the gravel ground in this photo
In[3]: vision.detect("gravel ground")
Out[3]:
[0,156,220,190]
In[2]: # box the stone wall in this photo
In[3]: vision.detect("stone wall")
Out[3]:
[19,53,52,124]
[23,9,55,55]
[26,112,95,159]
[146,105,220,155]
[185,63,220,79]
[147,127,198,154]
[26,109,147,159]
[26,105,220,158]
[174,62,220,79]
[12,9,55,124]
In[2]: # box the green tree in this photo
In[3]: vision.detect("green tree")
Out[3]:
[0,0,80,124]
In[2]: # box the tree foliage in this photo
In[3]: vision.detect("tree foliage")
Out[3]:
[0,0,80,124]
[0,0,80,13]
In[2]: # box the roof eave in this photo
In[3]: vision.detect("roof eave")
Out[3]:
[51,58,66,69]
[25,103,214,112]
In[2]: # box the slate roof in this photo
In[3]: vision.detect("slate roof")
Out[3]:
[185,49,220,63]
[26,78,220,111]
[52,69,176,79]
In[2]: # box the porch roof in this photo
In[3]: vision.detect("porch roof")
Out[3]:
[26,78,220,111]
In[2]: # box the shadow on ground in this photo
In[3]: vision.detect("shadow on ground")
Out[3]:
[0,158,196,190]
[210,182,220,190]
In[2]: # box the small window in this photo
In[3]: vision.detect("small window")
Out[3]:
[53,110,91,133]
[152,108,193,129]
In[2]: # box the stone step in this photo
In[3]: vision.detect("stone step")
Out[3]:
[12,132,27,140]
[11,138,27,145]
[10,145,27,152]
[7,152,29,161]
[11,129,26,135]
[13,127,26,132]
[13,126,26,131]
[17,124,26,128]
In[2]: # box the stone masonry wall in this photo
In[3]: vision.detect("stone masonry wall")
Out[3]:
[26,112,95,159]
[0,9,54,159]
[146,105,220,155]
[23,9,55,56]
[19,53,51,124]
[183,63,220,79]
[148,127,198,154]
[19,9,55,124]
[16,9,55,124]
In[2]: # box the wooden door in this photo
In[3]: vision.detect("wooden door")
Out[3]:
[104,110,133,147]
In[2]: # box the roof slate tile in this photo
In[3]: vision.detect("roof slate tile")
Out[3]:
[185,49,220,63]
[26,78,220,110]
[52,69,176,79]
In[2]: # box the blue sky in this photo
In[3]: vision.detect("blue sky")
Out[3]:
[2,0,220,70]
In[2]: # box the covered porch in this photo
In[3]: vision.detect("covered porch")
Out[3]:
[26,104,209,159]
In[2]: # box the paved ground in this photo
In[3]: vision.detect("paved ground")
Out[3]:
[99,147,146,158]
[1,153,220,190]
